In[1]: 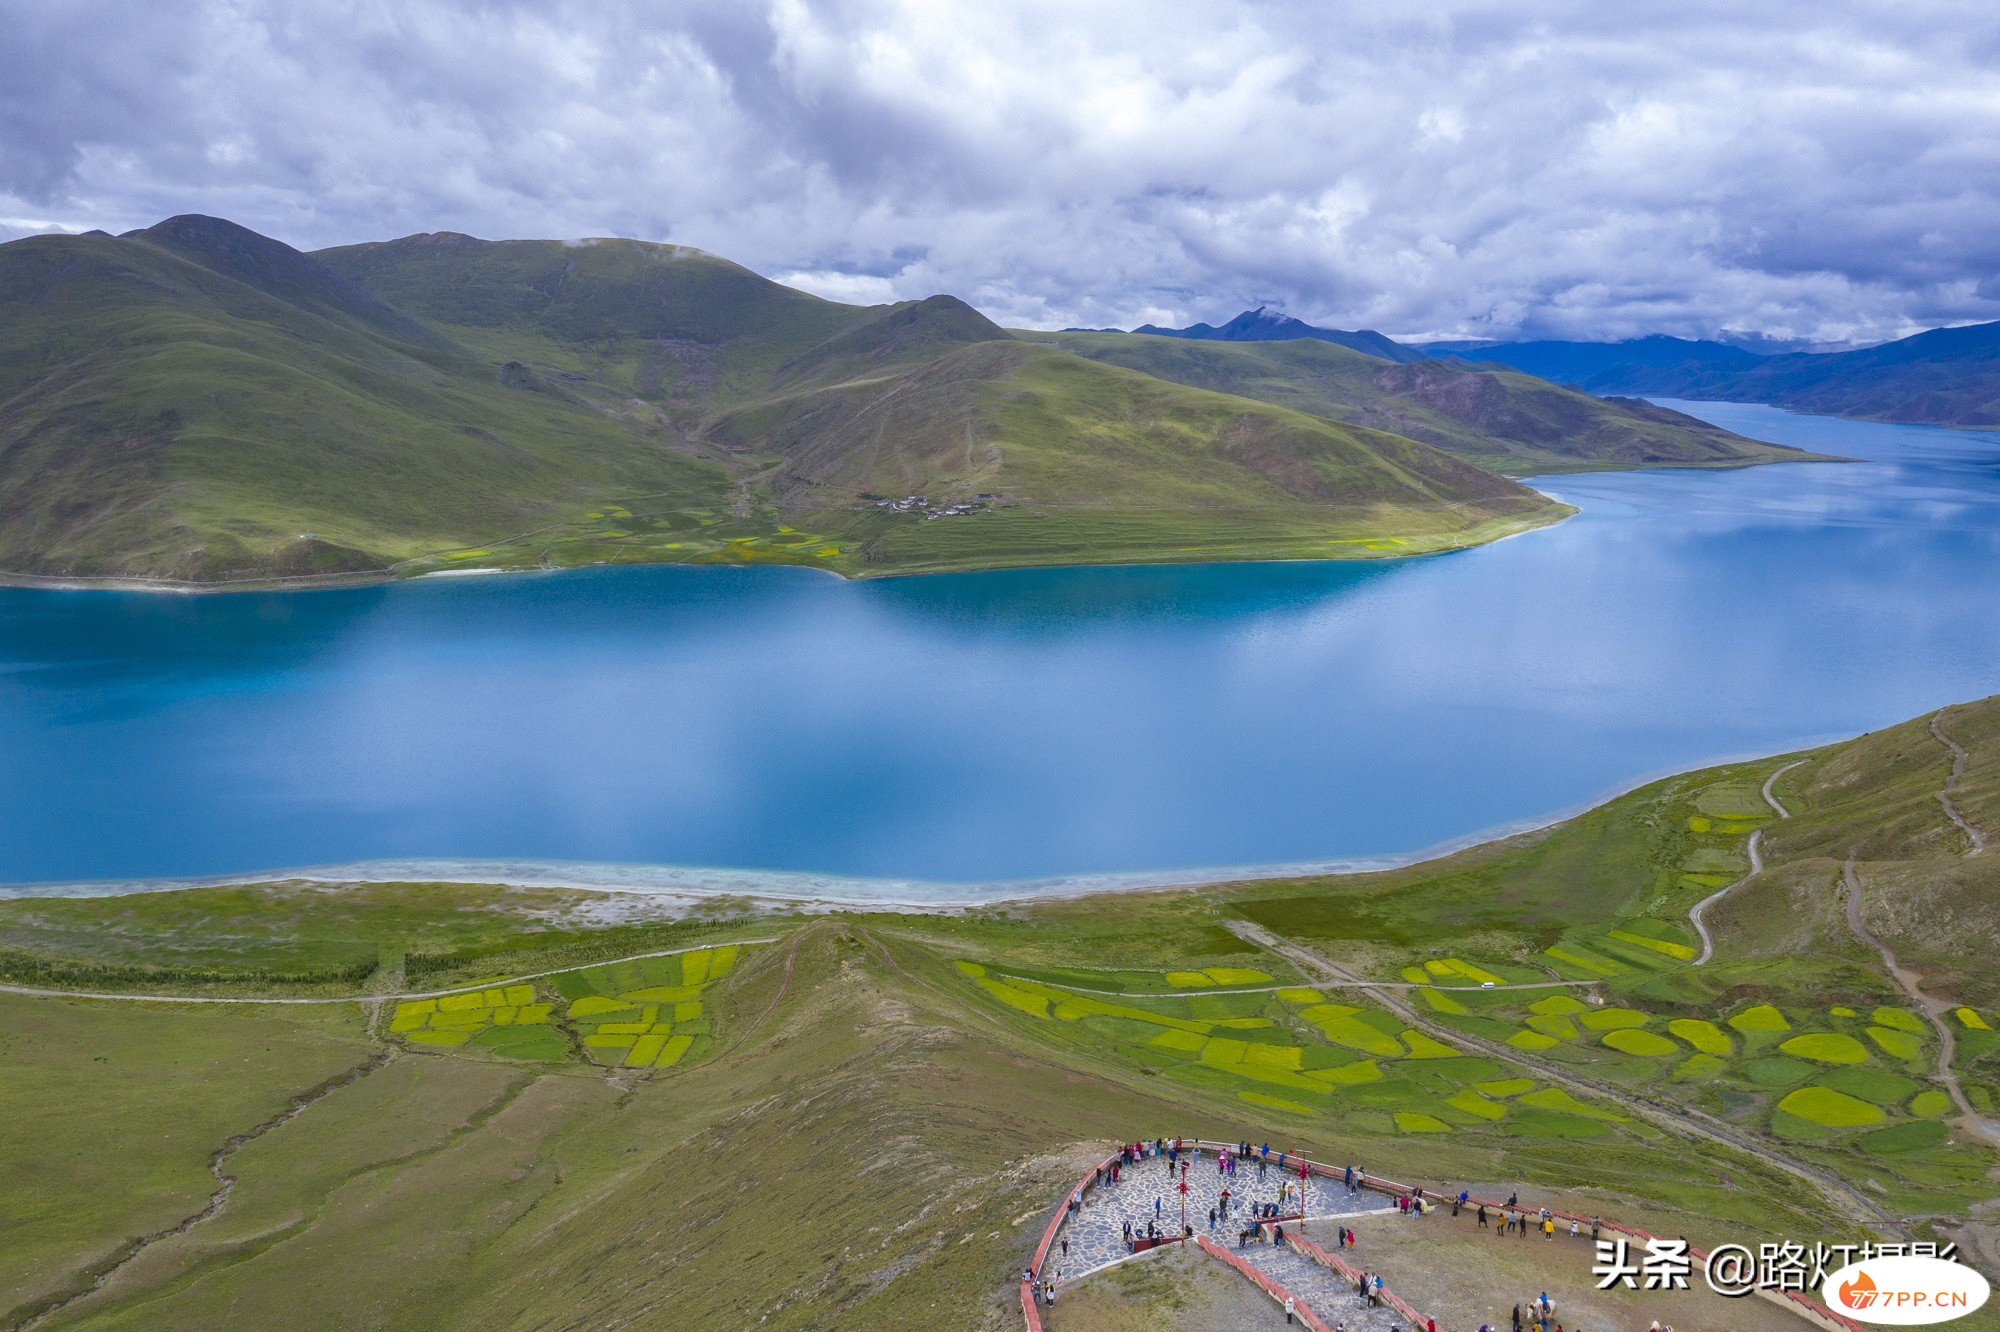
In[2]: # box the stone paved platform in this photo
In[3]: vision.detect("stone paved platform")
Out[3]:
[1240,1240,1408,1332]
[1044,1148,1397,1283]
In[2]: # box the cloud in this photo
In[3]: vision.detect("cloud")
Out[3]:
[2,0,1998,342]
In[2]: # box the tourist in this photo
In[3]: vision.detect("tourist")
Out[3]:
[1477,1202,1489,1228]
[1284,1295,1296,1323]
[1543,1215,1556,1240]
[1208,1205,1217,1227]
[1568,1219,1579,1239]
[1154,1196,1162,1218]
[1060,1237,1068,1258]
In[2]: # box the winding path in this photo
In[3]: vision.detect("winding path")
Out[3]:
[1841,859,2000,1148]
[1690,759,1803,966]
[0,938,778,1007]
[1931,710,1986,856]
[1224,919,1898,1232]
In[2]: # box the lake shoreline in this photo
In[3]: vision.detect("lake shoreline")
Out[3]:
[0,509,1570,596]
[0,401,1860,597]
[0,733,1837,909]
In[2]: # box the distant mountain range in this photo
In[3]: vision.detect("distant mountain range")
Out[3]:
[1128,306,1425,363]
[1427,326,2000,426]
[1417,335,1767,393]
[1139,310,2000,429]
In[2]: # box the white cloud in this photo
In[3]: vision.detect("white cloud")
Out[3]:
[2,0,1998,342]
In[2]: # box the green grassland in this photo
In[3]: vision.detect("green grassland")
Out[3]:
[0,879,757,995]
[1033,332,1825,475]
[2,697,1997,1328]
[15,215,1849,585]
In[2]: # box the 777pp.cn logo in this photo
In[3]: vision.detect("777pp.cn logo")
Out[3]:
[1827,1256,1990,1326]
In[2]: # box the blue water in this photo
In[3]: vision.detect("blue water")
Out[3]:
[2,401,1998,894]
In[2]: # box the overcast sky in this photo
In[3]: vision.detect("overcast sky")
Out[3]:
[4,1,1998,342]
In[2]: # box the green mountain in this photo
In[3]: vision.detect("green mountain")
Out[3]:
[29,216,1885,584]
[1040,331,1814,474]
[314,232,1568,573]
[0,218,733,580]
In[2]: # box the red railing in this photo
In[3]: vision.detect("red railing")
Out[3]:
[1195,1235,1335,1332]
[1020,1152,1120,1332]
[1288,1233,1429,1329]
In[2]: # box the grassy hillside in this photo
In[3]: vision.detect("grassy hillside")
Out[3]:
[1041,331,1819,474]
[0,219,1574,583]
[321,236,1569,574]
[0,219,734,580]
[3,696,1998,1327]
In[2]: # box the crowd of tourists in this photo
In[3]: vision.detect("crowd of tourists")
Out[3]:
[1026,1135,1664,1330]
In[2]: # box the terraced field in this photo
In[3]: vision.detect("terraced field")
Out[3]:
[390,983,563,1060]
[558,944,743,1069]
[1416,976,1975,1150]
[386,945,750,1071]
[957,961,1638,1142]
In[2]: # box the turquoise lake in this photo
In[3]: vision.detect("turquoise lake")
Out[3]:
[3,401,1998,898]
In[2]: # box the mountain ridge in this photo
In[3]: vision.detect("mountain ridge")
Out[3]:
[1421,323,2000,427]
[1131,306,1425,363]
[1040,331,1818,475]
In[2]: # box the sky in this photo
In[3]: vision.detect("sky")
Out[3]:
[4,0,1999,343]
